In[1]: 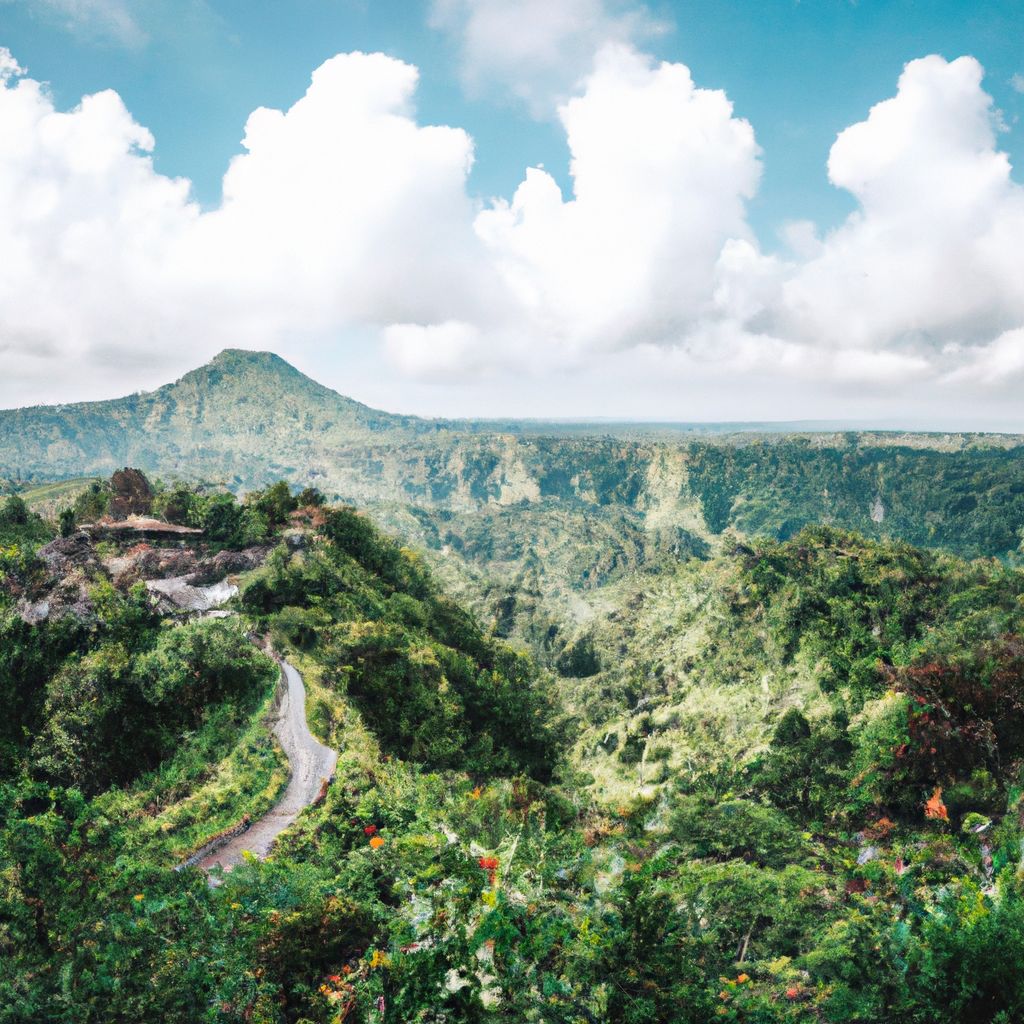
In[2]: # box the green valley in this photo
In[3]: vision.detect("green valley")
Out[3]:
[3,355,1024,1022]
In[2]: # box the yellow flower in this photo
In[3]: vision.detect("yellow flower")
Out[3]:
[469,786,483,800]
[369,949,391,969]
[230,902,241,910]
[133,894,145,902]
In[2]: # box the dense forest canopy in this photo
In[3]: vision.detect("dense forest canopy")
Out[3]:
[2,469,1024,1022]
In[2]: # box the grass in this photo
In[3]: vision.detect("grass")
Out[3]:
[19,477,100,518]
[92,679,289,865]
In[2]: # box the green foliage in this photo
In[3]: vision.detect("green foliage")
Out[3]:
[32,615,275,794]
[241,509,563,781]
[671,797,809,868]
[687,439,1024,558]
[6,483,1024,1023]
[246,480,298,532]
[297,485,325,507]
[751,707,853,821]
[57,507,74,537]
[0,495,27,527]
[72,479,111,523]
[154,481,199,525]
[555,633,601,677]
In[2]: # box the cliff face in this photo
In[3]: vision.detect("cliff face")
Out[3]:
[3,349,1024,562]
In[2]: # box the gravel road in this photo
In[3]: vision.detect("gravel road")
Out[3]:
[196,658,337,874]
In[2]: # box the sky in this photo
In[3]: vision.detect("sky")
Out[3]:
[2,0,1024,426]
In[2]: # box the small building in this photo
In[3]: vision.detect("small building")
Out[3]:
[80,516,204,544]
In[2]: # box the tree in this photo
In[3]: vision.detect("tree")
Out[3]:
[58,508,76,538]
[0,495,28,527]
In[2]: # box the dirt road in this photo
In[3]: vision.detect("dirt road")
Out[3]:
[195,658,337,874]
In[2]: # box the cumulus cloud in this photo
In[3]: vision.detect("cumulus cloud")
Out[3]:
[777,56,1024,359]
[0,46,22,79]
[1,40,1024,421]
[189,52,498,334]
[0,56,199,397]
[943,328,1024,387]
[430,0,667,114]
[473,45,763,355]
[0,49,503,402]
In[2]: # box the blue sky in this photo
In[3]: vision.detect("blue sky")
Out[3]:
[2,0,1024,424]
[4,0,1023,243]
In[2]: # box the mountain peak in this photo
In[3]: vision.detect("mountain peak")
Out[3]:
[207,348,301,375]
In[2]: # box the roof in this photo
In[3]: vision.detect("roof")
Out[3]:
[81,516,203,536]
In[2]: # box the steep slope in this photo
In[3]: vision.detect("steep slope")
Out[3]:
[7,502,1024,1022]
[0,349,427,483]
[3,350,1024,568]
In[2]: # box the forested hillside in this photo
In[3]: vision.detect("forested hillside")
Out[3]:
[3,351,1024,565]
[4,475,1024,1021]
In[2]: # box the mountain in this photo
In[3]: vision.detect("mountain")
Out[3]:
[0,349,426,485]
[4,349,1024,577]
[6,361,1024,1021]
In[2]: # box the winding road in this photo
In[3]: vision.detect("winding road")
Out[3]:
[195,658,338,875]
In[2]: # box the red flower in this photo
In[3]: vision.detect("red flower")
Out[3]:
[786,986,800,1000]
[363,825,378,836]
[478,856,499,885]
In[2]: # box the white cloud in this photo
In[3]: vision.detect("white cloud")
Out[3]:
[0,67,199,397]
[776,55,1024,362]
[0,46,23,80]
[0,50,501,401]
[1012,73,1024,94]
[430,0,666,115]
[1,43,1024,422]
[474,44,763,356]
[188,52,498,334]
[943,328,1024,387]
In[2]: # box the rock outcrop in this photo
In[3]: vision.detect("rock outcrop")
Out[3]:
[8,529,267,624]
[108,468,154,520]
[146,577,239,614]
[16,532,108,623]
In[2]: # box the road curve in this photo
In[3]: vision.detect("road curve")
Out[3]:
[195,658,337,875]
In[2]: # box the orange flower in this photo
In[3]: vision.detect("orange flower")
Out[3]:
[786,986,800,1000]
[478,855,499,885]
[924,786,949,822]
[369,835,385,849]
[737,973,749,984]
[469,786,483,800]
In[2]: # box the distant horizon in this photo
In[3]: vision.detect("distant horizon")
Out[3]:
[4,347,1024,437]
